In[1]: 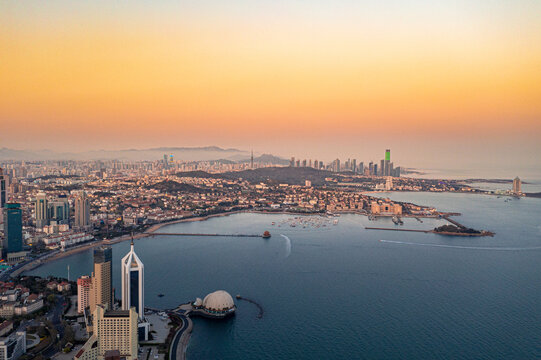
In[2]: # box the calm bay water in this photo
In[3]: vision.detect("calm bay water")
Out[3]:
[28,193,541,359]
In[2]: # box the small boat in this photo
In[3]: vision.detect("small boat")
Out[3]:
[262,231,271,238]
[158,294,165,298]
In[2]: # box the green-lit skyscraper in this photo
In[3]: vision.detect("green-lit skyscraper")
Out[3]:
[3,203,23,255]
[384,149,391,176]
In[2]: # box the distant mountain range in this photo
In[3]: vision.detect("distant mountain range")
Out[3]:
[239,154,290,166]
[0,146,263,162]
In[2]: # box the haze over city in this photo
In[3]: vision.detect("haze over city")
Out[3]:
[1,1,541,359]
[2,1,541,172]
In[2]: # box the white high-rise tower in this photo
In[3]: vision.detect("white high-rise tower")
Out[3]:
[121,239,145,320]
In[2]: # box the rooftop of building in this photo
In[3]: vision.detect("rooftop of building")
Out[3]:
[103,310,131,318]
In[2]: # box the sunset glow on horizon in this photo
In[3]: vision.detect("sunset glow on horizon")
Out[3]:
[1,1,540,167]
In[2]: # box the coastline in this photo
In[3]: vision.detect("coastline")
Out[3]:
[16,209,322,276]
[16,201,479,276]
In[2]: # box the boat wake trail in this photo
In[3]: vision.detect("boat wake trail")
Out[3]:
[281,234,292,258]
[379,239,541,251]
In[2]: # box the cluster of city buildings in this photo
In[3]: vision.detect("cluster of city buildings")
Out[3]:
[0,164,95,263]
[0,283,44,319]
[75,242,147,360]
[290,149,402,177]
[0,155,525,272]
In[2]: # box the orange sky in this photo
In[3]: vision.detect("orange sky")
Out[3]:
[1,1,540,166]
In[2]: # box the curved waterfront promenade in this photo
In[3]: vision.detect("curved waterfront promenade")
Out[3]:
[169,305,194,360]
[15,209,310,277]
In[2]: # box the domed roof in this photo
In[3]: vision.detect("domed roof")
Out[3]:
[202,290,235,311]
[194,298,203,307]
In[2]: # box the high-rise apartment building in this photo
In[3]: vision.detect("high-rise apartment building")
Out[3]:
[513,177,521,194]
[48,194,70,225]
[3,203,23,256]
[78,275,92,314]
[335,159,340,172]
[35,192,48,229]
[75,305,138,360]
[75,191,90,230]
[0,168,6,209]
[90,246,113,312]
[0,331,26,360]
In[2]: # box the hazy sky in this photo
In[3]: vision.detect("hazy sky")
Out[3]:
[1,1,540,169]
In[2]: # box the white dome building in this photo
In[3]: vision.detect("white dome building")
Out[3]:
[195,290,236,318]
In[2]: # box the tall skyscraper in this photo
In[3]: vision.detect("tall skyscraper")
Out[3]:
[512,177,522,194]
[78,275,92,314]
[35,192,48,229]
[48,194,70,225]
[121,240,145,320]
[3,203,23,256]
[75,191,90,230]
[163,154,169,169]
[290,157,295,167]
[380,159,385,176]
[76,305,138,360]
[250,150,254,169]
[90,246,113,312]
[384,149,391,176]
[0,168,6,208]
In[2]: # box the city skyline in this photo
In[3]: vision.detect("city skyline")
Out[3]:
[0,2,539,358]
[1,1,540,172]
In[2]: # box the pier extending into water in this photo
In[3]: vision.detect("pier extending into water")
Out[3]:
[443,216,467,229]
[236,295,264,319]
[365,227,430,233]
[150,232,263,238]
[365,227,494,237]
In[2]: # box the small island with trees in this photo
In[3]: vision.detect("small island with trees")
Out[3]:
[432,224,494,237]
